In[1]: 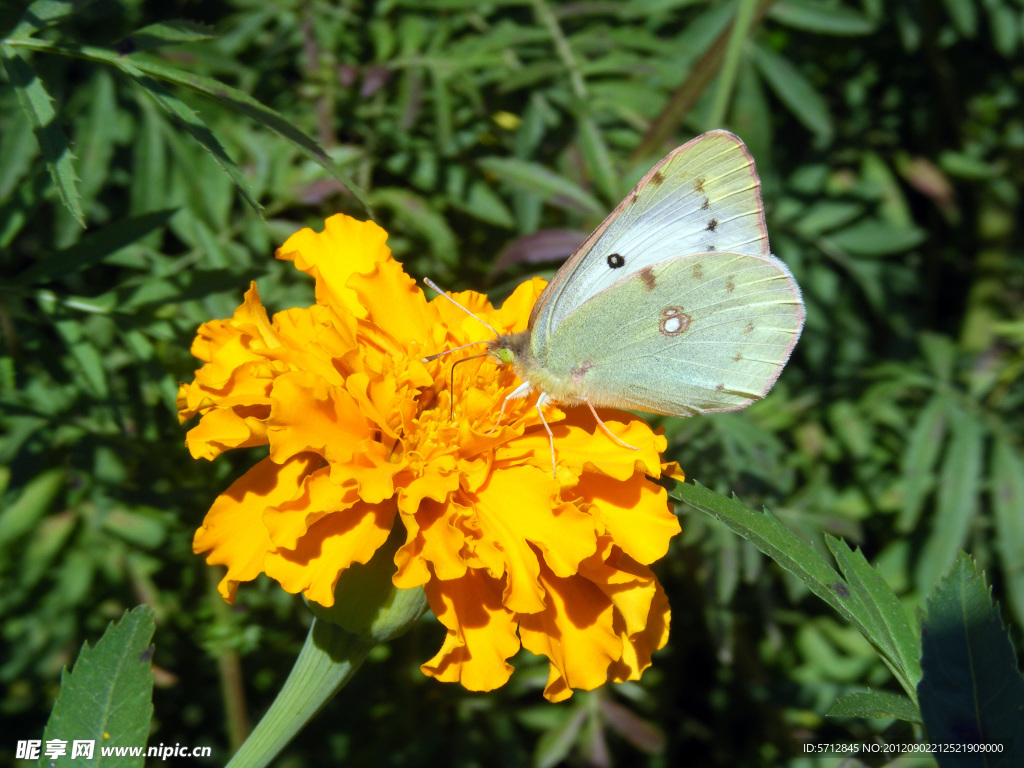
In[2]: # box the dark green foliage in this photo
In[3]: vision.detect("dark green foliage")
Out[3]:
[2,0,1023,766]
[40,606,155,768]
[918,554,1024,767]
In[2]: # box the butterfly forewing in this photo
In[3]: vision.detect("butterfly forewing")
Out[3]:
[530,131,770,354]
[535,252,804,416]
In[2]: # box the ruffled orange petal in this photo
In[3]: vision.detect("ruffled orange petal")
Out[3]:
[467,465,599,614]
[518,562,623,703]
[276,215,390,314]
[194,454,320,602]
[394,498,469,588]
[420,568,520,692]
[183,408,268,460]
[571,472,681,565]
[264,497,397,607]
[266,371,370,465]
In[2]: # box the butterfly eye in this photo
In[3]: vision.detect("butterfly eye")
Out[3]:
[606,253,625,269]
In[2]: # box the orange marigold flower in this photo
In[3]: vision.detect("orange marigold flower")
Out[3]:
[178,213,683,702]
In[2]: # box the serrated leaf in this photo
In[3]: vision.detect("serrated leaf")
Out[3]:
[41,606,155,767]
[673,483,858,628]
[0,45,84,225]
[826,536,921,697]
[6,39,371,215]
[769,0,876,35]
[897,395,949,532]
[915,409,984,590]
[7,0,94,40]
[828,691,922,723]
[118,20,218,53]
[750,42,832,144]
[918,554,1024,763]
[117,62,261,214]
[478,156,604,215]
[18,210,177,285]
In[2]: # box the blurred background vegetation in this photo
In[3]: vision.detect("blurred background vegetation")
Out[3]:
[2,0,1023,765]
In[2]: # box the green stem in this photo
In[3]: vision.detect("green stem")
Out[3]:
[531,0,587,100]
[706,0,760,130]
[224,620,376,768]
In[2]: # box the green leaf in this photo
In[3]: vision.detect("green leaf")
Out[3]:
[828,691,922,723]
[672,483,855,625]
[17,210,177,285]
[897,395,949,533]
[535,707,587,768]
[918,554,1024,763]
[826,536,922,697]
[915,409,984,590]
[6,39,371,215]
[793,201,865,238]
[6,0,94,40]
[118,61,262,214]
[478,156,605,216]
[940,0,977,37]
[119,20,218,52]
[826,220,928,256]
[991,439,1024,629]
[0,45,84,225]
[576,115,617,204]
[0,98,39,199]
[769,1,876,36]
[750,42,832,144]
[41,606,155,767]
[372,188,458,266]
[0,468,65,547]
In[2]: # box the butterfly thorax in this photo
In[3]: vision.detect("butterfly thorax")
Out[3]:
[488,331,584,404]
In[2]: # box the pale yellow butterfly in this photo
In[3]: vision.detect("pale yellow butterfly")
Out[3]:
[426,130,805,474]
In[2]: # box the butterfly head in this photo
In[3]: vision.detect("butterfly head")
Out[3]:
[487,331,530,367]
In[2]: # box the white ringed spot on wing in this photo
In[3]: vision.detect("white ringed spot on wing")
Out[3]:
[659,306,692,336]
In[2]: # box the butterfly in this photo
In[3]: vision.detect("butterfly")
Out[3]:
[426,130,805,475]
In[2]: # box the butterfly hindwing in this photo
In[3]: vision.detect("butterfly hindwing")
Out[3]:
[533,251,804,416]
[530,131,770,352]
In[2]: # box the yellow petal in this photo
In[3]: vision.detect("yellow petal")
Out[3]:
[265,498,396,607]
[264,466,360,549]
[276,215,390,313]
[394,499,469,588]
[572,472,681,565]
[266,371,370,465]
[609,580,670,683]
[193,454,319,602]
[421,569,520,692]
[518,562,622,702]
[469,465,599,614]
[184,408,268,460]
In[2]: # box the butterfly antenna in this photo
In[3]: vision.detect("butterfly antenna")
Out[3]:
[422,340,488,364]
[423,277,500,337]
[447,352,491,420]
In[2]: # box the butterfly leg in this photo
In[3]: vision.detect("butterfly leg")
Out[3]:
[585,399,640,451]
[535,392,558,479]
[488,381,533,434]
